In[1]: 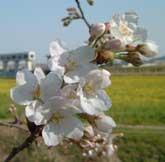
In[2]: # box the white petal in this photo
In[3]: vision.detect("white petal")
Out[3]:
[64,46,97,84]
[68,46,95,64]
[16,69,37,86]
[85,69,111,90]
[25,101,37,122]
[64,64,97,84]
[25,101,51,125]
[80,95,109,115]
[34,67,45,83]
[60,84,78,98]
[60,85,81,112]
[59,116,84,140]
[43,96,78,115]
[95,115,116,133]
[40,72,62,102]
[97,90,112,108]
[84,125,95,137]
[48,59,65,76]
[10,83,36,105]
[16,71,26,86]
[107,144,115,156]
[49,41,66,58]
[42,122,62,146]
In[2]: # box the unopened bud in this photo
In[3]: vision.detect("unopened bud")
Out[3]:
[123,52,143,66]
[104,22,111,32]
[63,19,71,26]
[126,44,136,52]
[87,0,94,6]
[103,39,123,52]
[91,50,115,65]
[84,125,95,137]
[89,23,106,39]
[137,41,159,57]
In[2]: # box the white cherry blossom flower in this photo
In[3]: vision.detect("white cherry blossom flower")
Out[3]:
[11,67,62,106]
[78,69,112,115]
[49,45,97,84]
[49,41,66,59]
[110,19,134,45]
[60,84,81,112]
[25,100,49,125]
[37,96,84,146]
[48,41,66,77]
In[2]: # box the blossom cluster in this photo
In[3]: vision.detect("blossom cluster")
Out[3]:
[88,13,159,66]
[10,9,158,160]
[10,42,116,158]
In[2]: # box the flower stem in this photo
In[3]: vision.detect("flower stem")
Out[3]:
[3,134,36,162]
[0,120,28,132]
[75,0,91,29]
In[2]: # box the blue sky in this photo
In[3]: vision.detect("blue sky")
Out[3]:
[0,0,164,62]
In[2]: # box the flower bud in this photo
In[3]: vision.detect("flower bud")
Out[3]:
[89,23,106,39]
[125,44,136,52]
[104,22,111,32]
[136,41,159,57]
[87,0,94,5]
[95,115,116,133]
[102,39,124,52]
[123,52,143,66]
[91,50,115,65]
[84,125,95,137]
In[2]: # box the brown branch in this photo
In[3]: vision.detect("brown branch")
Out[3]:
[3,133,37,162]
[75,0,91,29]
[0,120,28,132]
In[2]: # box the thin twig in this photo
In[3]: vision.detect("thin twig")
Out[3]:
[75,0,91,29]
[0,120,28,132]
[3,133,37,162]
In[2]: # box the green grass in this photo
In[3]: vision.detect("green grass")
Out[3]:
[0,76,165,125]
[107,76,165,125]
[0,127,164,162]
[115,128,165,162]
[0,76,165,162]
[0,78,16,118]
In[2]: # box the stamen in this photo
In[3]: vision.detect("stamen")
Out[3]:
[52,112,64,123]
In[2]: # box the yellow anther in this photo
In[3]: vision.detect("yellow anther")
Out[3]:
[65,59,78,71]
[68,91,77,99]
[83,82,94,94]
[52,112,64,123]
[119,21,132,36]
[33,85,41,99]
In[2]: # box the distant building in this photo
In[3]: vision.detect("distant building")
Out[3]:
[0,51,36,77]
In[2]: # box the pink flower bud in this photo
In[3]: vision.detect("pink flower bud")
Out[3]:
[137,41,159,57]
[89,23,106,39]
[104,22,111,32]
[103,39,123,52]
